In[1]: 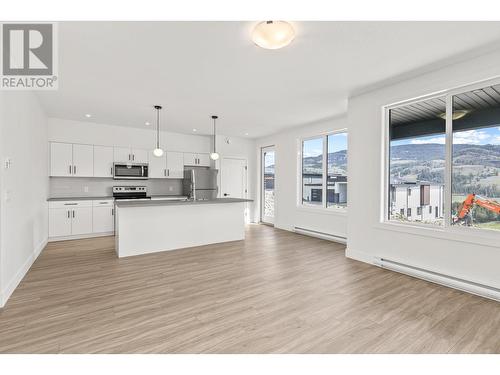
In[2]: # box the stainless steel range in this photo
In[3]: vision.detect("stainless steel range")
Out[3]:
[112,186,150,201]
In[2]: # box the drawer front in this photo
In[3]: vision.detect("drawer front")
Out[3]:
[48,200,94,209]
[92,199,114,207]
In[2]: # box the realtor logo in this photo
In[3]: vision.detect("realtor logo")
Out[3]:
[1,23,58,90]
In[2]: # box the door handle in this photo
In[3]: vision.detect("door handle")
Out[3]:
[67,210,70,218]
[69,165,72,174]
[72,210,75,218]
[73,165,76,174]
[110,167,113,176]
[132,154,135,161]
[128,154,131,161]
[164,169,166,177]
[111,208,114,216]
[167,169,170,177]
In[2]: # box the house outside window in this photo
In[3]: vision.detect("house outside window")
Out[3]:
[301,131,348,210]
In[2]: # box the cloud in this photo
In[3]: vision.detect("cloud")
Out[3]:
[410,136,445,145]
[453,130,491,144]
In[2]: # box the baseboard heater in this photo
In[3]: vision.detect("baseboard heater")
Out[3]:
[374,257,500,302]
[294,227,346,244]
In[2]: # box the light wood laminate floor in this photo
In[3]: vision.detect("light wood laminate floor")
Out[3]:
[1,224,499,353]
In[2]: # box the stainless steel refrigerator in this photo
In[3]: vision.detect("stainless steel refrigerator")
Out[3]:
[183,168,218,200]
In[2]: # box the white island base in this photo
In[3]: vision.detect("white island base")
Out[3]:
[115,199,248,258]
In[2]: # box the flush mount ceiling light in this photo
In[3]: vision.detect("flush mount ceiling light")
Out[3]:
[152,105,164,157]
[438,109,471,120]
[210,115,220,161]
[145,121,150,126]
[85,114,92,118]
[252,21,295,50]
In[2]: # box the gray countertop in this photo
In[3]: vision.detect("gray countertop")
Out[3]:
[47,196,113,201]
[47,195,188,202]
[115,198,253,207]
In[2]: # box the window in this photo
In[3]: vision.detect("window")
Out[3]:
[301,131,348,209]
[388,97,445,226]
[302,137,323,206]
[327,133,348,208]
[386,80,500,233]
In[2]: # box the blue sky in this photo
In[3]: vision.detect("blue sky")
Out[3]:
[391,126,500,146]
[303,133,348,157]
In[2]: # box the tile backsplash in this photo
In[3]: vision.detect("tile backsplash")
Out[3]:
[49,177,183,198]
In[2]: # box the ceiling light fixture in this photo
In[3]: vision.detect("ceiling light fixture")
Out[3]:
[438,109,471,120]
[85,114,92,118]
[193,128,197,132]
[252,21,295,50]
[152,105,164,158]
[210,115,220,161]
[145,121,150,126]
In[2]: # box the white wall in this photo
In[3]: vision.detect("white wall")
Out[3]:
[347,48,500,289]
[0,92,49,307]
[254,117,348,237]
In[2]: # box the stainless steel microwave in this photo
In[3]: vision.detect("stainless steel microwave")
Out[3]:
[113,163,149,180]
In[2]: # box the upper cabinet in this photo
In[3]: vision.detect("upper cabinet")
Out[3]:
[148,151,167,178]
[184,152,210,167]
[50,141,209,178]
[50,142,93,177]
[166,151,184,178]
[94,145,114,178]
[113,147,148,163]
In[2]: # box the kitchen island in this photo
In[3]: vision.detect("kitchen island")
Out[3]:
[114,198,252,257]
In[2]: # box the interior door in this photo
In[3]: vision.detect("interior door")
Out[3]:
[221,158,247,198]
[261,146,275,225]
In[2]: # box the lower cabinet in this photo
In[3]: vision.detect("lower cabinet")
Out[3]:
[93,201,114,233]
[49,199,114,239]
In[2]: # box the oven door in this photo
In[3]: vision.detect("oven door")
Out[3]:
[113,163,149,179]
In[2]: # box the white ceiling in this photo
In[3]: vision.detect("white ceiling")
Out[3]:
[37,21,500,138]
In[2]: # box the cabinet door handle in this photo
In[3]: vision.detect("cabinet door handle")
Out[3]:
[167,169,170,177]
[128,154,131,161]
[67,210,70,218]
[110,167,113,175]
[164,169,166,177]
[132,154,135,161]
[111,208,114,216]
[69,165,72,174]
[72,210,75,218]
[73,165,76,174]
[64,203,77,206]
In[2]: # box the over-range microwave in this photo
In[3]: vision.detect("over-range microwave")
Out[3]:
[113,163,149,180]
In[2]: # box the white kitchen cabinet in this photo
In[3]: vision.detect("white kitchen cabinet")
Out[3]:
[71,207,93,235]
[113,147,132,163]
[184,152,211,167]
[93,200,114,233]
[72,144,94,177]
[166,151,184,178]
[50,142,94,177]
[197,153,211,167]
[50,142,73,176]
[113,147,149,163]
[93,145,114,177]
[132,148,149,163]
[148,151,167,178]
[48,208,72,237]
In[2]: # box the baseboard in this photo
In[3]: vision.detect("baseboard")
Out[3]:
[0,238,48,308]
[345,247,375,265]
[294,227,347,244]
[48,232,114,242]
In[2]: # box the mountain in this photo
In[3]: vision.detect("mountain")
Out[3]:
[302,150,347,174]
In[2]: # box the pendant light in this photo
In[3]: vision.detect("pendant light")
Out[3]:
[210,115,220,161]
[152,105,164,157]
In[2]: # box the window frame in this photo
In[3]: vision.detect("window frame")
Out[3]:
[298,129,348,212]
[382,75,500,245]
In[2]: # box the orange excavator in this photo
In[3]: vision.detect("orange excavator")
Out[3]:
[453,193,500,226]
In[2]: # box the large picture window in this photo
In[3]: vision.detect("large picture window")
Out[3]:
[386,80,500,233]
[301,131,348,209]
